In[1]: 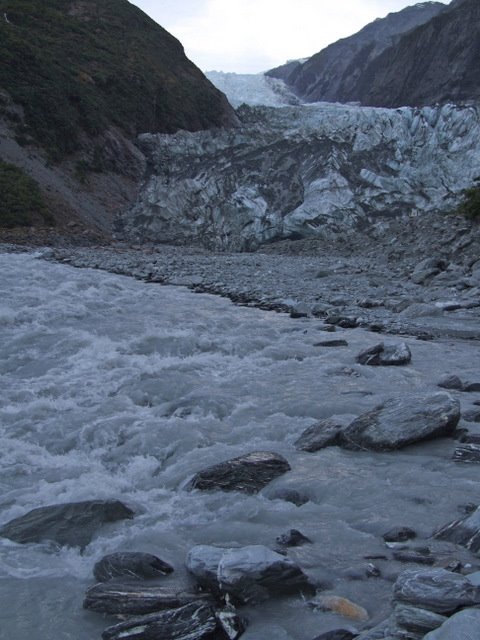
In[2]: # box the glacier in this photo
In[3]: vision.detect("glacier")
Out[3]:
[120,96,480,251]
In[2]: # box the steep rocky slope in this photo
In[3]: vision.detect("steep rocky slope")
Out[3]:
[0,0,236,234]
[356,0,480,107]
[266,2,446,103]
[118,102,480,250]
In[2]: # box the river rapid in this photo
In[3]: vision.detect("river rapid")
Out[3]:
[1,251,479,640]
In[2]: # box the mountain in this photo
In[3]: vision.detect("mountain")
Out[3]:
[119,102,480,250]
[0,0,236,234]
[354,0,480,107]
[266,2,447,104]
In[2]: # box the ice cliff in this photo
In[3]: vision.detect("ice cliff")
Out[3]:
[119,101,480,250]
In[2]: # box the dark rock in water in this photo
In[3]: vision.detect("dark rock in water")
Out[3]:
[393,549,436,565]
[341,393,460,451]
[276,529,312,547]
[101,601,244,640]
[294,419,345,452]
[437,374,465,390]
[84,582,210,615]
[393,568,480,613]
[423,608,480,639]
[434,505,480,553]
[453,444,480,463]
[325,315,358,329]
[311,629,356,640]
[187,544,313,604]
[218,545,313,604]
[0,500,134,549]
[93,552,174,582]
[464,381,480,392]
[383,527,417,543]
[462,409,480,423]
[268,487,309,506]
[314,340,349,347]
[186,451,290,494]
[393,604,447,634]
[356,342,411,366]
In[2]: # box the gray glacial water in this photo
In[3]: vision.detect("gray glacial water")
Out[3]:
[1,251,480,639]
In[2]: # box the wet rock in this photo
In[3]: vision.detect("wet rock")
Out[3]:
[101,601,244,640]
[383,527,417,543]
[393,568,480,613]
[393,604,447,634]
[423,608,480,639]
[311,632,356,640]
[218,545,314,604]
[356,342,411,366]
[0,500,134,549]
[365,563,381,578]
[392,549,436,565]
[434,505,480,553]
[462,409,480,423]
[84,582,209,615]
[276,529,312,547]
[309,595,369,621]
[464,381,480,392]
[187,544,313,604]
[267,487,309,506]
[294,419,346,452]
[341,393,460,452]
[93,552,174,582]
[314,339,349,347]
[186,451,290,494]
[452,443,480,463]
[437,374,464,391]
[325,315,358,329]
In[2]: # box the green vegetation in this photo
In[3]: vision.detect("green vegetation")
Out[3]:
[0,0,231,160]
[456,180,480,220]
[0,161,53,227]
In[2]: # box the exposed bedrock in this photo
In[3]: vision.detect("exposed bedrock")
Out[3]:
[119,103,480,250]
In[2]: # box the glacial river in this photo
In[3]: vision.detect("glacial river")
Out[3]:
[0,251,479,639]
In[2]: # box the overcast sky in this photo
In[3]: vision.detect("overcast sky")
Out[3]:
[129,0,450,73]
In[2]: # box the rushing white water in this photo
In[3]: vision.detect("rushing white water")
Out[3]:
[1,251,479,640]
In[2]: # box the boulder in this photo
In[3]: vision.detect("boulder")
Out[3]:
[0,500,134,549]
[383,526,416,543]
[393,568,480,613]
[393,604,447,635]
[356,342,411,366]
[452,444,480,463]
[341,393,460,451]
[434,505,480,553]
[423,608,480,639]
[186,451,291,494]
[411,258,447,285]
[187,544,313,604]
[437,374,464,390]
[294,419,346,452]
[101,601,245,640]
[276,529,312,547]
[84,582,209,615]
[93,552,174,582]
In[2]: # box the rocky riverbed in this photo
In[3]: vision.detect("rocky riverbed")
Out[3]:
[1,211,480,639]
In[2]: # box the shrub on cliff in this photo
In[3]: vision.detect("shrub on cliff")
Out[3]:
[0,161,53,227]
[456,180,480,220]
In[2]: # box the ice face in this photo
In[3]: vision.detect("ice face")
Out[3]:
[1,251,480,639]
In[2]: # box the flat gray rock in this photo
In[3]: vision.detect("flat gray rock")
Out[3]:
[186,451,290,493]
[393,568,480,613]
[394,604,447,634]
[357,342,412,366]
[341,393,460,451]
[423,608,480,639]
[93,552,174,582]
[84,582,209,615]
[186,545,225,591]
[0,500,134,549]
[434,505,480,552]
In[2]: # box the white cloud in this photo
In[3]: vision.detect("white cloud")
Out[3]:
[131,0,450,73]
